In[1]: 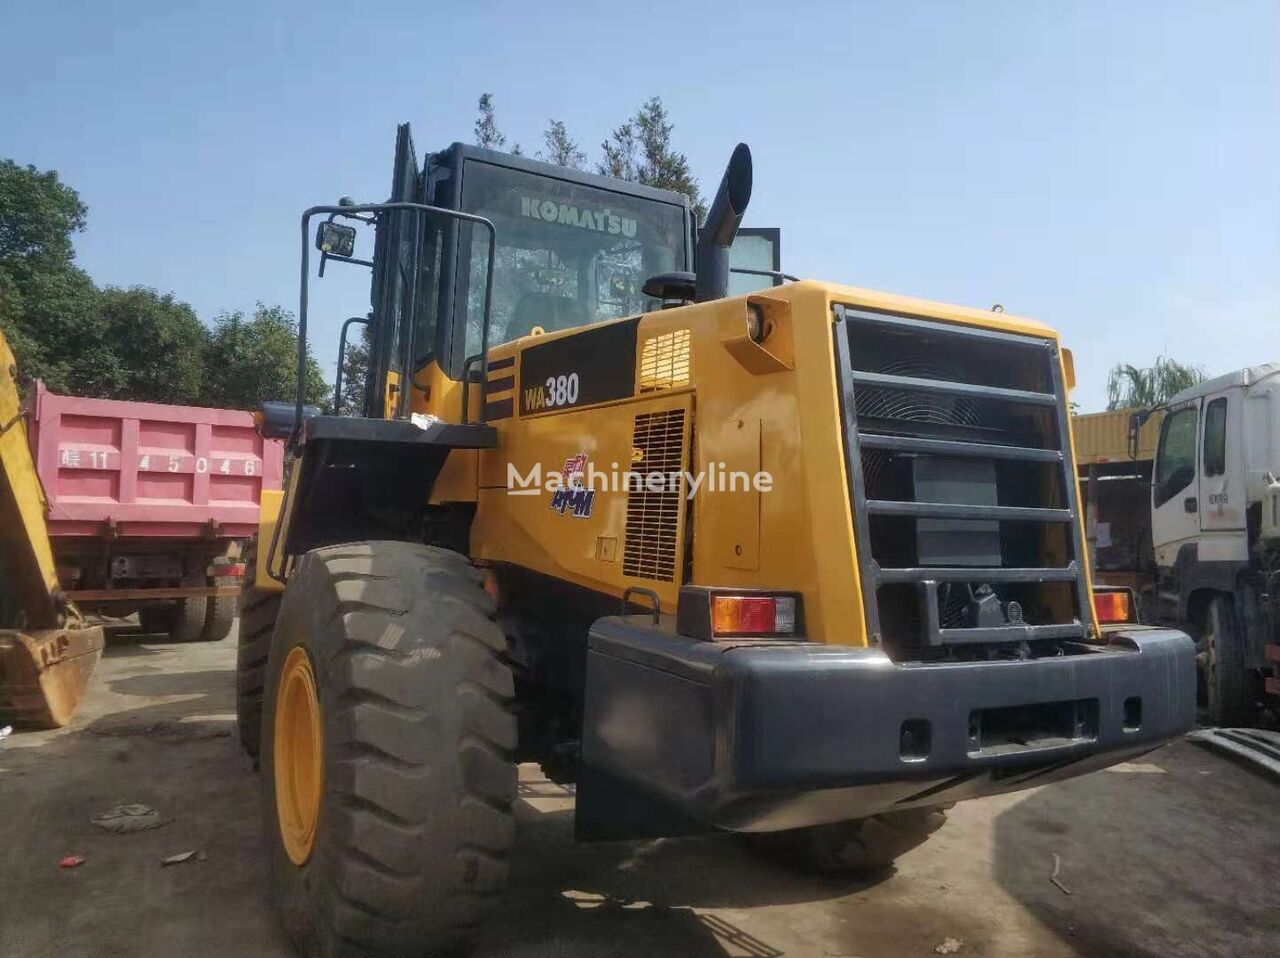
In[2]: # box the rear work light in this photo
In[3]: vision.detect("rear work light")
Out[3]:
[711,595,797,637]
[1093,590,1133,625]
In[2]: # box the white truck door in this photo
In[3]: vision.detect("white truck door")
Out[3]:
[1199,389,1247,534]
[1151,400,1201,567]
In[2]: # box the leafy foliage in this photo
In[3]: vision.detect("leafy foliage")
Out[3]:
[0,160,99,392]
[474,93,521,155]
[0,261,98,394]
[93,286,209,404]
[1106,356,1207,410]
[474,93,506,150]
[203,304,329,412]
[539,119,586,170]
[1,157,324,411]
[626,98,705,222]
[474,94,704,218]
[599,121,639,182]
[0,160,86,268]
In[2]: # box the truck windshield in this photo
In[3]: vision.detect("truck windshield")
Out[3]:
[456,160,688,358]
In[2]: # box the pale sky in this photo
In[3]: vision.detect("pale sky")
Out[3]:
[4,0,1276,410]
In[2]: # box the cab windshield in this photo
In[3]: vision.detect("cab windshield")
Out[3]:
[457,160,688,357]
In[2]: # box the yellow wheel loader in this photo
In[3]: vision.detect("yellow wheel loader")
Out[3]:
[241,125,1196,957]
[0,331,102,728]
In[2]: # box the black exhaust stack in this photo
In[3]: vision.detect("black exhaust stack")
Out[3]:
[694,143,752,302]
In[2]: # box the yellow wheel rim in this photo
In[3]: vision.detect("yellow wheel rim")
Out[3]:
[274,645,323,865]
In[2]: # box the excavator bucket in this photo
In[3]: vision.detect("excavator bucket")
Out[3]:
[0,626,103,728]
[1,330,102,729]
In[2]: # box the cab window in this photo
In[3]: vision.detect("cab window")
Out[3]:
[1154,405,1198,507]
[1203,397,1227,477]
[455,161,688,359]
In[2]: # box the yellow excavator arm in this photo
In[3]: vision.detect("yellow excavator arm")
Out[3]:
[0,331,102,727]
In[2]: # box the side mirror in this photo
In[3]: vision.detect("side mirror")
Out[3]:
[1126,408,1153,461]
[315,221,356,258]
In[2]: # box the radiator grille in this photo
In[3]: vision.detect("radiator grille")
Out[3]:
[833,305,1090,659]
[638,330,692,392]
[623,408,686,581]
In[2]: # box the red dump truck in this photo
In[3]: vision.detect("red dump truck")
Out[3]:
[26,382,285,641]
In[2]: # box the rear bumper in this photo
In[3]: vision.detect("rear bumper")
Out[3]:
[580,619,1195,833]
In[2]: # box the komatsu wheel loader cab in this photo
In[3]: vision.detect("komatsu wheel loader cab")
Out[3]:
[241,123,1196,958]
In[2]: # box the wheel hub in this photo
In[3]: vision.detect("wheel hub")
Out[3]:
[274,645,323,865]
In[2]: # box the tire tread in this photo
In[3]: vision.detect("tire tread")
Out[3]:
[264,541,515,958]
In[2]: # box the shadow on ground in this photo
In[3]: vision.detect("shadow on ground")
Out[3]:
[992,740,1280,958]
[476,781,880,957]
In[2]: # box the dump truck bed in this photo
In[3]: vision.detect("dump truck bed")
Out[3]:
[27,382,284,539]
[1072,407,1164,466]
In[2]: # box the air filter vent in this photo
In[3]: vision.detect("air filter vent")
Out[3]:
[638,329,692,392]
[623,408,686,581]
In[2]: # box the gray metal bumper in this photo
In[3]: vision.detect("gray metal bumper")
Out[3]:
[580,619,1196,833]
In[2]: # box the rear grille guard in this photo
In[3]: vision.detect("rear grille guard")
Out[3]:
[832,304,1092,651]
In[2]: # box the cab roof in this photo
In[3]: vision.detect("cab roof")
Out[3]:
[432,142,694,210]
[1167,362,1280,405]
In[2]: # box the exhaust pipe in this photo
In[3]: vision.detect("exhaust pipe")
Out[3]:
[694,143,752,303]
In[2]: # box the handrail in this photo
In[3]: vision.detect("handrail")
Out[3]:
[296,203,498,447]
[333,316,370,414]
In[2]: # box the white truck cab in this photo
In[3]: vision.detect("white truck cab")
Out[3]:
[1149,362,1280,724]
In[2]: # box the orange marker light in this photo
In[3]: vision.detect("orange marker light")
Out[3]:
[711,595,796,637]
[1093,591,1132,624]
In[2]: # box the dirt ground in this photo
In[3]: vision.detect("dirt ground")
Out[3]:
[2,626,1278,958]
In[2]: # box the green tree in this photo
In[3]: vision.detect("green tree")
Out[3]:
[2,158,337,411]
[474,93,521,155]
[0,263,99,394]
[600,97,705,221]
[0,160,86,269]
[1106,356,1207,410]
[93,286,208,404]
[203,304,329,412]
[0,159,99,392]
[599,121,639,181]
[474,93,506,149]
[539,119,586,169]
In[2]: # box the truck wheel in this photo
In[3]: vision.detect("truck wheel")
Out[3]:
[747,808,947,876]
[260,541,517,958]
[168,594,209,643]
[1198,595,1253,727]
[237,541,280,760]
[203,578,237,642]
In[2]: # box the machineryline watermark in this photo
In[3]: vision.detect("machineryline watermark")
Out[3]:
[507,457,773,500]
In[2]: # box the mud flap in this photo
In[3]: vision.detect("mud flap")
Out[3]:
[0,625,104,728]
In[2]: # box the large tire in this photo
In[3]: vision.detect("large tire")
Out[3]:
[203,577,238,642]
[747,808,947,876]
[260,541,517,958]
[1198,595,1253,727]
[138,597,206,642]
[169,593,208,642]
[237,540,281,760]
